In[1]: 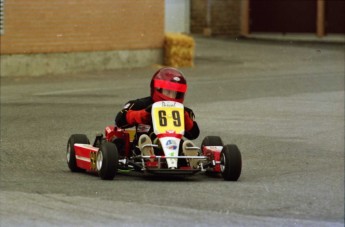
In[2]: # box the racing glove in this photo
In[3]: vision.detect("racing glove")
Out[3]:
[126,109,151,125]
[184,111,194,132]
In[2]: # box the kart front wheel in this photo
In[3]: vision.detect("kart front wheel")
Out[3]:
[220,144,242,181]
[97,142,119,180]
[201,136,224,147]
[67,134,90,172]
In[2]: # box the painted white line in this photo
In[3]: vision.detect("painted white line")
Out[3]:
[75,144,99,152]
[75,155,90,163]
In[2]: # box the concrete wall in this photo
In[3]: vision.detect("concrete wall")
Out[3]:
[0,0,164,77]
[1,50,163,77]
[165,0,190,33]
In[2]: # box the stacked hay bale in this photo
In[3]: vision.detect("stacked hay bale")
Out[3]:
[164,33,195,67]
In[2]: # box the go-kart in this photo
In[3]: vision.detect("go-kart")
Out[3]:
[66,101,242,181]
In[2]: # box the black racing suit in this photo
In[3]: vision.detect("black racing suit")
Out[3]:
[115,96,200,153]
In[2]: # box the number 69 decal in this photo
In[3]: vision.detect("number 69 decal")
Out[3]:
[158,110,181,127]
[152,102,185,135]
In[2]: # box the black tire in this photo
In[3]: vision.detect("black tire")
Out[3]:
[97,142,119,180]
[201,136,224,147]
[67,134,90,172]
[220,144,242,181]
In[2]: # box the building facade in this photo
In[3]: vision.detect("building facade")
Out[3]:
[191,0,241,36]
[0,0,164,76]
[190,0,344,37]
[1,0,343,77]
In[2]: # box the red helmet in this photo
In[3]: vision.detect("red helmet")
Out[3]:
[150,67,187,103]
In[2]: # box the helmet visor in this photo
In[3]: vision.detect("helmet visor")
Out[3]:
[158,88,185,99]
[162,89,177,99]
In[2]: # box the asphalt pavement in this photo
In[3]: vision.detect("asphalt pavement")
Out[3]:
[0,36,344,226]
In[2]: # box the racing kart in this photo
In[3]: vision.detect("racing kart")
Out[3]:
[66,101,242,181]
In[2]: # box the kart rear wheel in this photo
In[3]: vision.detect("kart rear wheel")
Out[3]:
[97,142,119,180]
[67,134,90,172]
[220,144,242,181]
[201,136,224,147]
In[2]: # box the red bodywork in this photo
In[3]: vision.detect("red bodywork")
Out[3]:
[202,146,222,172]
[74,144,98,171]
[74,126,133,172]
[73,125,222,173]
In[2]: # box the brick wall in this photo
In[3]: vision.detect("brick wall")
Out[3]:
[190,0,208,34]
[191,0,241,36]
[0,0,164,54]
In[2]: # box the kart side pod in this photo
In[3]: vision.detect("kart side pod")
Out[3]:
[74,144,99,171]
[202,146,223,172]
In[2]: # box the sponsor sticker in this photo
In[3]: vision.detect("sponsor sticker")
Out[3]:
[166,140,178,150]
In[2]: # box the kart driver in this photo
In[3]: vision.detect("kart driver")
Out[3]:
[115,67,200,167]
